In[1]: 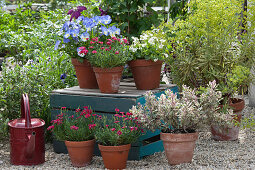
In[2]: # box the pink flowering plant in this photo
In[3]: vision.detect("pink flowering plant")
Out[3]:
[130,81,234,134]
[47,106,99,141]
[95,109,143,146]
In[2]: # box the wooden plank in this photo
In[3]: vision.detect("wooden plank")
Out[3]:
[51,83,177,98]
[50,94,136,113]
[140,140,164,158]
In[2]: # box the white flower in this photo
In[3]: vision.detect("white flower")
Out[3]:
[154,58,158,62]
[130,46,137,52]
[159,45,164,49]
[141,44,146,47]
[164,53,169,58]
[148,37,155,45]
[140,34,149,40]
[160,39,166,43]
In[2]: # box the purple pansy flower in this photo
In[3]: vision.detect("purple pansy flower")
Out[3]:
[99,7,108,16]
[68,6,87,21]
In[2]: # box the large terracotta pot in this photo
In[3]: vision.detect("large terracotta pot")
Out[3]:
[65,139,95,167]
[160,132,198,165]
[71,58,98,89]
[93,66,124,93]
[211,98,245,141]
[98,144,131,170]
[129,59,163,90]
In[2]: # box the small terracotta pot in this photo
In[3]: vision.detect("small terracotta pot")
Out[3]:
[93,66,124,93]
[160,132,198,165]
[65,139,95,167]
[129,59,163,90]
[98,144,131,170]
[71,58,98,89]
[211,98,245,141]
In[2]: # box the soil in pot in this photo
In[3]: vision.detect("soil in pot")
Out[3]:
[160,132,199,165]
[65,139,95,167]
[71,58,98,89]
[93,66,124,93]
[129,59,163,90]
[211,98,245,141]
[98,144,131,170]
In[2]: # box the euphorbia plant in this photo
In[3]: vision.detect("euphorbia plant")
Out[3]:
[95,109,143,146]
[130,81,233,133]
[47,106,98,141]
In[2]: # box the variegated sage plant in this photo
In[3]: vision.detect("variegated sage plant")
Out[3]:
[130,81,233,133]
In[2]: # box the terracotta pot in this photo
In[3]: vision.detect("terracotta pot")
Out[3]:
[65,139,95,167]
[129,59,163,90]
[211,98,245,141]
[71,58,98,89]
[160,132,198,165]
[93,66,124,93]
[98,144,131,170]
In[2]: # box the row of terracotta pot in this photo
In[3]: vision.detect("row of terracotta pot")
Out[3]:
[65,140,131,169]
[64,100,245,168]
[71,58,163,93]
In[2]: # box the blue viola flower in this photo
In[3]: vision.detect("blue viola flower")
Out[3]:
[63,38,70,43]
[73,37,79,42]
[108,26,117,37]
[63,21,71,31]
[60,73,67,79]
[115,28,120,35]
[71,29,79,38]
[101,26,109,36]
[80,32,90,41]
[77,16,85,23]
[93,16,102,25]
[64,30,71,39]
[101,15,111,25]
[70,22,80,30]
[83,18,96,31]
[54,40,61,50]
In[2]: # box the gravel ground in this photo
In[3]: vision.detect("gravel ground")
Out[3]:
[0,97,254,170]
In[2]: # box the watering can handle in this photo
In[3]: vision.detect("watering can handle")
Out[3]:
[21,94,32,128]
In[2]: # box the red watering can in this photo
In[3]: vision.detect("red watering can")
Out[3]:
[8,94,45,165]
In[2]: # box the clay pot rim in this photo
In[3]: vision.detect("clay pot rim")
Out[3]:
[65,139,95,147]
[219,98,245,112]
[71,58,91,66]
[128,59,163,67]
[160,132,199,142]
[93,66,124,73]
[98,143,131,151]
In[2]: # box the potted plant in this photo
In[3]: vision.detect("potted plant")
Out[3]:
[54,7,117,89]
[95,110,142,169]
[130,81,233,165]
[86,33,129,93]
[165,0,253,140]
[47,106,98,167]
[128,27,168,90]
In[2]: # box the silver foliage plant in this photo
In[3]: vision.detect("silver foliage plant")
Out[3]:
[130,81,233,133]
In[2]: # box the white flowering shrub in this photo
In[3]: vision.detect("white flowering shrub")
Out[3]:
[128,27,168,61]
[130,81,233,133]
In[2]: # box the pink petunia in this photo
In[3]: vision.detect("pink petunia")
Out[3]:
[115,51,119,54]
[92,50,97,54]
[111,128,116,131]
[47,125,54,131]
[115,108,120,112]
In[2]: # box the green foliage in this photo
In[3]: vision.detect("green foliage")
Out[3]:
[0,113,9,138]
[0,52,77,139]
[95,111,142,146]
[100,0,160,38]
[48,107,98,141]
[241,115,255,130]
[165,0,254,97]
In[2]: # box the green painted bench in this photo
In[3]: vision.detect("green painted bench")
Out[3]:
[50,81,178,160]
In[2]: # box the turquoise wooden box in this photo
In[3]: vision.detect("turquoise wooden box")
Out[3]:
[50,82,178,160]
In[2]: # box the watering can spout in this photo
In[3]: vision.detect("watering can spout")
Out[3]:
[26,132,36,158]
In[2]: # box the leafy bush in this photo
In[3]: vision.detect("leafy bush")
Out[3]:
[0,51,77,138]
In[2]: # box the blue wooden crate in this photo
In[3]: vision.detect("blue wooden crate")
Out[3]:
[50,81,178,160]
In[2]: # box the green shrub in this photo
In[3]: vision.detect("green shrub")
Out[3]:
[0,51,77,139]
